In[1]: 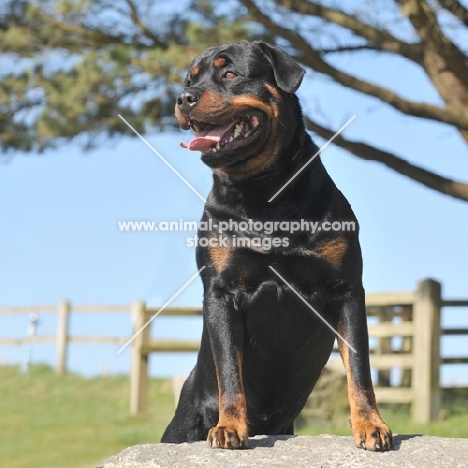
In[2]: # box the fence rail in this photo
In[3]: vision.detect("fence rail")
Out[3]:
[1,278,467,423]
[0,302,130,373]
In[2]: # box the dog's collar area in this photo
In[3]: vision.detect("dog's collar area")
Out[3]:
[215,140,318,190]
[213,130,311,186]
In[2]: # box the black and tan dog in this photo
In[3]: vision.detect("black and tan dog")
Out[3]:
[161,40,393,451]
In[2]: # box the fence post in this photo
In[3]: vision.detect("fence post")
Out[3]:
[130,301,149,414]
[376,306,393,387]
[412,279,441,423]
[400,306,412,387]
[56,300,71,374]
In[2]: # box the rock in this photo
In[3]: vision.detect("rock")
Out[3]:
[98,434,468,468]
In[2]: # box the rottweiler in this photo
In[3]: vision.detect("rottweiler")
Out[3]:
[161,40,393,451]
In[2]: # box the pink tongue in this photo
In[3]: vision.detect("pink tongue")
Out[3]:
[180,122,234,152]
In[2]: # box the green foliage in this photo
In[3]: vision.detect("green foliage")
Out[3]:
[0,0,255,154]
[3,0,466,199]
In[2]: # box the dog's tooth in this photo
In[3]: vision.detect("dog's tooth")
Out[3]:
[216,142,220,150]
[234,122,242,138]
[229,136,234,142]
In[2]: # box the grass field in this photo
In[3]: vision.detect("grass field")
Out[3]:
[1,365,467,468]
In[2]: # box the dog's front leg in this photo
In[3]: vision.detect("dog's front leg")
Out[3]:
[337,291,393,451]
[204,293,249,449]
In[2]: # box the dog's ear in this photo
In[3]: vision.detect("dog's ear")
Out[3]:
[256,42,306,94]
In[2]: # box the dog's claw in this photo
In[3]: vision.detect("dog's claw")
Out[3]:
[207,425,249,449]
[352,418,393,452]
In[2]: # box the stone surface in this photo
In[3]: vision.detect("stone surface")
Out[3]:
[98,434,468,468]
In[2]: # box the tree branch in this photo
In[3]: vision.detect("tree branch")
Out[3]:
[306,117,468,202]
[398,0,468,82]
[239,0,468,131]
[438,0,468,27]
[319,45,382,54]
[276,0,424,63]
[123,0,165,47]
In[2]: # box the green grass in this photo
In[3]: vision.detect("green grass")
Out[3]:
[0,365,174,468]
[381,404,468,438]
[296,403,468,439]
[0,365,467,468]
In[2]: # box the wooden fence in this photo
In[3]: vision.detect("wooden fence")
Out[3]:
[1,278,467,423]
[129,278,468,423]
[0,302,130,373]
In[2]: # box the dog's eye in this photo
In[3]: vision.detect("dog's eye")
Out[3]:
[186,79,192,87]
[223,72,237,79]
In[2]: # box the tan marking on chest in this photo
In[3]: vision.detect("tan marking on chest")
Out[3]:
[316,236,348,269]
[208,245,232,272]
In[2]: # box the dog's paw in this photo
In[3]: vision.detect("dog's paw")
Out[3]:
[350,416,393,451]
[207,425,249,449]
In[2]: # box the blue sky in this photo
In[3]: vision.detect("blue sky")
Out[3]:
[1,38,467,385]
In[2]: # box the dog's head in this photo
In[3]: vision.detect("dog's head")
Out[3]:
[175,41,306,177]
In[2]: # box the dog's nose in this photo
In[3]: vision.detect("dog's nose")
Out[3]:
[176,87,202,110]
